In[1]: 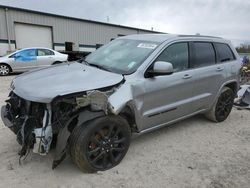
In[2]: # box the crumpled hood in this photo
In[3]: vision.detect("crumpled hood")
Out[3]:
[12,62,124,103]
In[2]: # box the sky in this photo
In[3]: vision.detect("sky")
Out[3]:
[0,0,249,47]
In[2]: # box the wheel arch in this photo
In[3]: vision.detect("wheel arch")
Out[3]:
[119,105,137,133]
[207,80,238,111]
[218,80,239,96]
[205,84,235,122]
[0,63,12,72]
[52,110,105,169]
[52,61,62,65]
[224,81,238,96]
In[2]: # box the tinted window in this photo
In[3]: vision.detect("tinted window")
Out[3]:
[37,49,54,56]
[193,42,215,68]
[156,43,189,72]
[215,43,235,62]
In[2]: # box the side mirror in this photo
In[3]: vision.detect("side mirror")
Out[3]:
[147,61,174,77]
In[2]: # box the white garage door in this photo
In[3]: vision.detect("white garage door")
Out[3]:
[15,23,52,49]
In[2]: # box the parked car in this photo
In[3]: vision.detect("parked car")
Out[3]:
[0,47,68,76]
[1,34,241,172]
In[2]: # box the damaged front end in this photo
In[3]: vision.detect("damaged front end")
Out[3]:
[1,83,126,168]
[2,92,53,158]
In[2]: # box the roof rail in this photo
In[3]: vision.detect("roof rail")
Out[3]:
[178,34,222,39]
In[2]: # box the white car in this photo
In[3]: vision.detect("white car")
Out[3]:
[0,47,68,76]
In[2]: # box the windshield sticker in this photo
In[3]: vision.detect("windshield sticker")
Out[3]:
[137,43,157,49]
[128,61,137,68]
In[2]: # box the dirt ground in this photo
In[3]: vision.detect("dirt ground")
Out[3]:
[0,74,250,188]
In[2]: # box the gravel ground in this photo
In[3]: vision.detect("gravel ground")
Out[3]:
[0,75,250,188]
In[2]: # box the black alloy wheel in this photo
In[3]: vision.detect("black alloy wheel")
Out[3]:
[86,124,128,170]
[70,115,130,172]
[215,87,234,122]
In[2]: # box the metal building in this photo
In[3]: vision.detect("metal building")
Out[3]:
[0,5,159,56]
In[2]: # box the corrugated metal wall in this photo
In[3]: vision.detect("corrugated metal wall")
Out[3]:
[0,8,8,39]
[0,7,157,48]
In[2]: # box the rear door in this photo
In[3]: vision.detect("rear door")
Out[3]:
[214,43,239,80]
[37,49,55,68]
[190,42,227,111]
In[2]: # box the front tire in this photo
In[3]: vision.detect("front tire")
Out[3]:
[70,115,131,172]
[0,64,10,76]
[205,87,234,122]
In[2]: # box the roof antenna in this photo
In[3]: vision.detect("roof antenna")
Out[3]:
[107,16,110,23]
[196,33,200,35]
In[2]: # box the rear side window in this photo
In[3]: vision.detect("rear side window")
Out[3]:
[193,42,216,68]
[37,49,54,56]
[215,43,235,62]
[156,42,189,72]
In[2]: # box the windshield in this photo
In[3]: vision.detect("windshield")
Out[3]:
[85,39,159,74]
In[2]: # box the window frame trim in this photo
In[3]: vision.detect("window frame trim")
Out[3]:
[37,48,55,56]
[190,41,217,68]
[144,41,191,77]
[213,42,236,63]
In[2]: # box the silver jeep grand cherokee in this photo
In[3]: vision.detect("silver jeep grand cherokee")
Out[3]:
[1,34,241,172]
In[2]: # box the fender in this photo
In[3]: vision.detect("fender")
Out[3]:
[208,79,238,110]
[52,110,105,169]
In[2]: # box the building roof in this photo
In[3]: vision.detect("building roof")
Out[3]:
[0,4,162,33]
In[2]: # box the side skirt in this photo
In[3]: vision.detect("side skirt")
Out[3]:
[135,109,207,136]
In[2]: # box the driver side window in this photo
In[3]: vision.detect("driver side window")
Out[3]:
[155,43,189,72]
[10,49,36,58]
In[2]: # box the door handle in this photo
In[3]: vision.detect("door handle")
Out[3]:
[183,74,192,79]
[48,56,53,58]
[216,67,224,71]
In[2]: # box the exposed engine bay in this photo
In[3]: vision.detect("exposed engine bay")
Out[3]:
[3,86,120,167]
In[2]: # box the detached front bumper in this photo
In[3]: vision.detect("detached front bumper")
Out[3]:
[2,92,56,159]
[1,105,16,133]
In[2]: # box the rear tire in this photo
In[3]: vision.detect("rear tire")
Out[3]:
[205,87,234,122]
[0,64,10,76]
[70,115,131,172]
[52,61,62,65]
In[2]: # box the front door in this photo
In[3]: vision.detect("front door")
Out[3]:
[11,49,37,71]
[139,42,196,131]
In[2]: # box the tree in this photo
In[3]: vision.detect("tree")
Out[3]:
[236,44,250,53]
